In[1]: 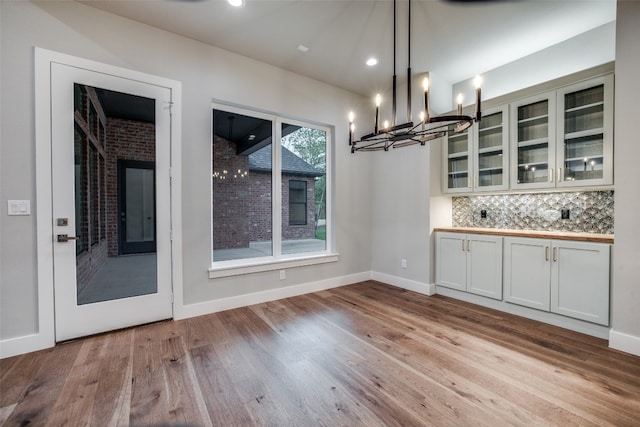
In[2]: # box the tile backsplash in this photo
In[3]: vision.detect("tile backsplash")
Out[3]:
[452,191,614,234]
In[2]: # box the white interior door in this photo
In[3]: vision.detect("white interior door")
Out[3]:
[51,62,173,341]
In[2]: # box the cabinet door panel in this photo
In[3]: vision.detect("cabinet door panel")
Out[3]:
[551,241,610,325]
[467,235,503,300]
[510,92,556,190]
[475,106,509,192]
[436,233,466,290]
[556,75,614,187]
[443,119,474,194]
[504,237,551,310]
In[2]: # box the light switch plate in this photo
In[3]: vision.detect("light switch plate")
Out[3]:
[7,200,31,216]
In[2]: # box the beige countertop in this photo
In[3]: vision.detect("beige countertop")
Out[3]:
[433,227,614,244]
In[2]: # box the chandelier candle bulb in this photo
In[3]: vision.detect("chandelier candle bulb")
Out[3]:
[348,111,355,145]
[423,77,430,123]
[474,75,482,122]
[457,93,464,116]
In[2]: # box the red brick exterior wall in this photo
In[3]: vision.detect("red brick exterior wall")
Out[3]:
[212,136,317,250]
[212,136,258,249]
[75,87,109,295]
[105,118,156,256]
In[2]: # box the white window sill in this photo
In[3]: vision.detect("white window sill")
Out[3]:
[208,253,340,279]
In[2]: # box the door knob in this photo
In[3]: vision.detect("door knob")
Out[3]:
[57,234,79,243]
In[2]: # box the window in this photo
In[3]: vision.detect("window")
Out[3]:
[288,180,307,225]
[90,145,99,246]
[211,104,334,274]
[74,125,87,255]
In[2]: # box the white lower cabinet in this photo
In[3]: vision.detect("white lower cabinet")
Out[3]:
[504,237,610,326]
[436,232,503,300]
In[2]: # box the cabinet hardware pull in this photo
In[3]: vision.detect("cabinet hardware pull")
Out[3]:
[462,239,465,252]
[545,246,549,261]
[558,168,562,182]
[467,240,471,252]
[553,247,557,262]
[549,168,553,183]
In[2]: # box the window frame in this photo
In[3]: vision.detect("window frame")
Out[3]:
[209,103,337,278]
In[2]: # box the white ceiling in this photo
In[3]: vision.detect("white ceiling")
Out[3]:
[79,0,616,97]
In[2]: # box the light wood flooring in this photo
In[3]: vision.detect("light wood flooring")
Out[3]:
[1,281,639,426]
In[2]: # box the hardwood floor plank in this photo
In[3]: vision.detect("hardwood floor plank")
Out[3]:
[2,281,639,426]
[2,340,83,426]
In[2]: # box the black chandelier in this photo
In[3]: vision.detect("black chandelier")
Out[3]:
[349,0,483,153]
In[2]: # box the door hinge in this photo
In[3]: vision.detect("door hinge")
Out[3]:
[171,293,174,304]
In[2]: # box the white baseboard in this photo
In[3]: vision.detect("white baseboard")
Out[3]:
[0,333,54,360]
[609,329,640,357]
[371,272,436,296]
[176,271,372,320]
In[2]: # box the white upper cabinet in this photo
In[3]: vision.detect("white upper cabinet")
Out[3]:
[474,105,509,192]
[556,75,614,187]
[443,72,614,194]
[510,91,557,190]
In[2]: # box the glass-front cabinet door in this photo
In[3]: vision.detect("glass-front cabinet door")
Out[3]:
[444,125,473,193]
[511,92,556,189]
[556,75,613,187]
[475,106,509,192]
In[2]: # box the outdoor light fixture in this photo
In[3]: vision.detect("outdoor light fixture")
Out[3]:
[349,0,482,152]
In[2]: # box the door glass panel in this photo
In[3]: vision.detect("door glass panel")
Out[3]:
[563,85,604,182]
[74,83,157,305]
[447,130,469,189]
[516,100,549,184]
[74,126,87,255]
[212,109,273,261]
[281,123,327,255]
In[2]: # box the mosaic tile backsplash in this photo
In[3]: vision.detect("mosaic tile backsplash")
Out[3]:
[452,191,614,234]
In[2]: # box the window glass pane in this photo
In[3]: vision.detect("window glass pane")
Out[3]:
[281,123,326,254]
[212,109,273,261]
[100,154,106,240]
[74,125,87,255]
[289,180,307,225]
[90,145,99,246]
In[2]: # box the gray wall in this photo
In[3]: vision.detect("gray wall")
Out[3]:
[0,1,372,340]
[612,1,640,341]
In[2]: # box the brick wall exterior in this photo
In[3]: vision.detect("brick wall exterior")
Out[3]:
[106,118,156,256]
[212,136,317,250]
[75,86,109,295]
[212,136,256,249]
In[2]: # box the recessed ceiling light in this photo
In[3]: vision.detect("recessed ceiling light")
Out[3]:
[366,57,378,67]
[297,44,310,53]
[227,0,245,7]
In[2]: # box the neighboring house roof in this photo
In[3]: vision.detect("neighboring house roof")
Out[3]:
[249,145,323,177]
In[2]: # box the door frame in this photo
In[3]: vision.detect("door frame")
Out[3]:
[34,48,183,350]
[118,159,157,255]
